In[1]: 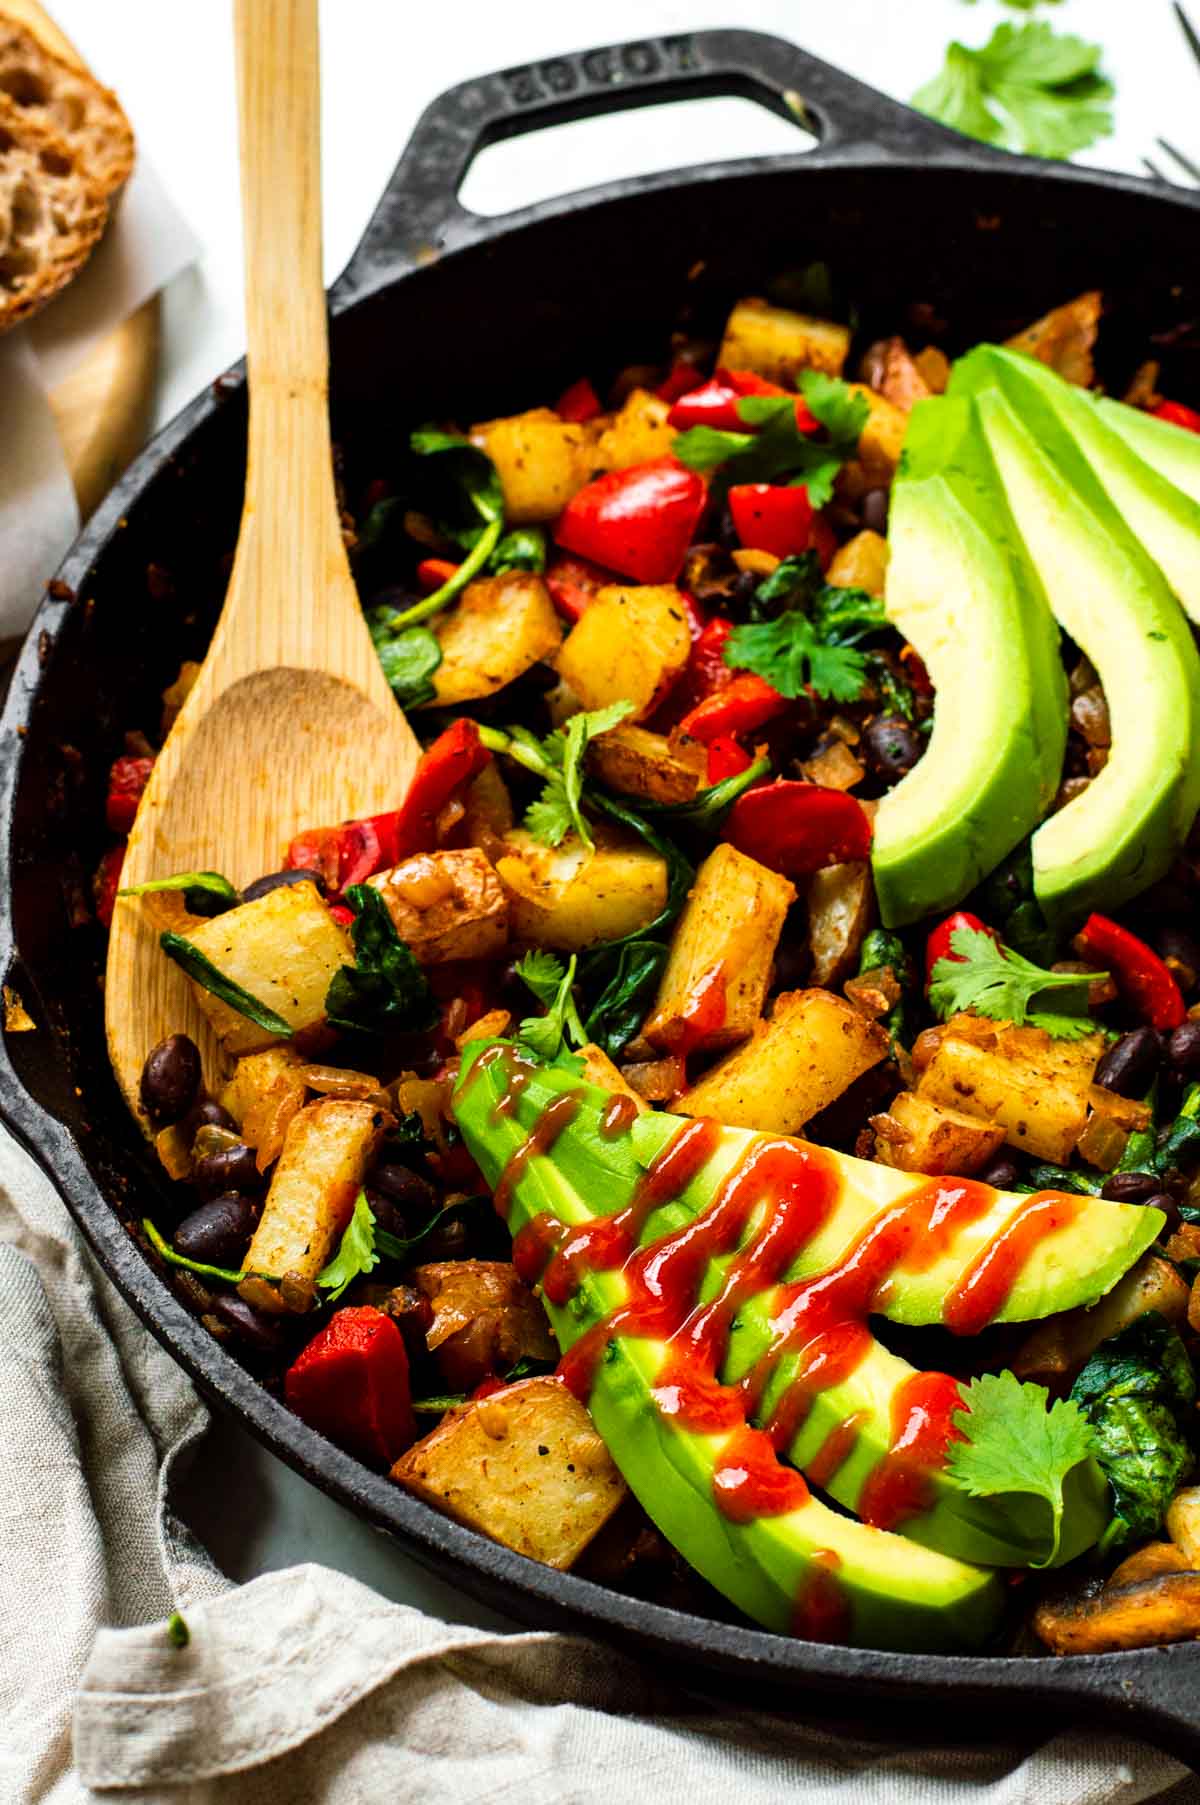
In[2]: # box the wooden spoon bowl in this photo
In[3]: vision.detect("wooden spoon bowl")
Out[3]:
[105,0,419,1122]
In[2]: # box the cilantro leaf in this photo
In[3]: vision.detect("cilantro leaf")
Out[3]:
[323,884,438,1036]
[367,617,442,708]
[798,368,871,446]
[316,1190,379,1303]
[725,612,868,703]
[514,950,587,1062]
[673,373,867,508]
[523,701,633,850]
[928,926,1100,1037]
[913,21,1113,160]
[947,1370,1097,1567]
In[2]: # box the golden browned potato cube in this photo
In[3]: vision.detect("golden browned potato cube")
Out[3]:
[461,760,514,847]
[860,336,933,413]
[871,1091,1005,1177]
[643,844,795,1056]
[1167,1488,1200,1567]
[391,1376,627,1569]
[718,296,851,381]
[222,1045,309,1166]
[917,1015,1104,1163]
[468,408,593,522]
[806,860,874,987]
[497,826,668,951]
[555,584,691,721]
[1006,290,1100,387]
[849,384,909,483]
[243,1098,387,1284]
[592,387,675,470]
[1013,1253,1189,1388]
[185,882,353,1056]
[826,529,889,597]
[587,723,706,805]
[369,848,509,965]
[914,346,951,394]
[425,572,561,708]
[576,1042,648,1113]
[414,1260,557,1390]
[675,988,888,1133]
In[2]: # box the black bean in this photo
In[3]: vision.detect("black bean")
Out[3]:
[385,1283,433,1362]
[193,1143,263,1199]
[861,487,889,535]
[422,1215,468,1261]
[210,1291,284,1357]
[862,715,922,782]
[370,1162,437,1215]
[1143,1191,1181,1233]
[1094,1027,1162,1097]
[181,1098,238,1143]
[174,1194,259,1268]
[363,1189,408,1242]
[1153,925,1200,992]
[978,1156,1020,1191]
[242,866,325,903]
[1101,1171,1160,1202]
[140,1034,202,1125]
[1168,1020,1200,1075]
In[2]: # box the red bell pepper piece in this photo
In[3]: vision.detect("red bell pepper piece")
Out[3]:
[554,458,706,585]
[724,780,872,876]
[728,483,815,559]
[95,841,126,928]
[544,551,608,623]
[811,513,837,571]
[679,590,706,642]
[667,368,820,435]
[679,673,789,743]
[657,357,706,403]
[416,556,459,594]
[925,911,1000,989]
[1075,912,1186,1030]
[555,376,603,423]
[285,1306,415,1468]
[105,754,155,835]
[328,903,355,929]
[287,720,491,896]
[472,1375,508,1400]
[678,615,736,710]
[706,736,753,785]
[1153,399,1200,435]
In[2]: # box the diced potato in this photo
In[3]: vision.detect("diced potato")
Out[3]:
[497,827,668,952]
[806,860,873,987]
[1006,290,1101,387]
[468,407,594,522]
[425,572,561,708]
[576,1042,649,1113]
[916,1014,1104,1164]
[848,383,909,484]
[644,844,795,1056]
[718,296,850,381]
[621,1054,685,1102]
[222,1045,309,1169]
[592,388,675,470]
[801,742,865,791]
[1167,1487,1200,1568]
[454,1007,513,1050]
[860,336,932,413]
[587,724,705,805]
[544,677,583,729]
[826,529,888,597]
[185,882,353,1056]
[414,1260,558,1391]
[675,988,889,1134]
[1033,1570,1200,1655]
[871,1091,1005,1177]
[555,584,691,721]
[1013,1254,1189,1388]
[391,1376,627,1569]
[461,761,514,848]
[914,346,951,394]
[1110,1543,1192,1587]
[369,848,509,964]
[243,1098,387,1286]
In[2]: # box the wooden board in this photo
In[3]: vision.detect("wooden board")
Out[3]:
[5,0,159,519]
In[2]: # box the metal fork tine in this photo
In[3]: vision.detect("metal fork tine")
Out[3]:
[1173,1,1200,72]
[1143,155,1172,183]
[1157,135,1200,183]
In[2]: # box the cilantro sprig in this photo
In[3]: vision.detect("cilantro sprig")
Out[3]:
[316,1191,379,1303]
[929,925,1102,1038]
[672,370,868,507]
[913,21,1113,160]
[947,1371,1098,1568]
[724,613,867,703]
[522,702,634,851]
[514,950,587,1064]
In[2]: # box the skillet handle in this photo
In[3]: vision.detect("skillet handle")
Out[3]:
[333,27,958,298]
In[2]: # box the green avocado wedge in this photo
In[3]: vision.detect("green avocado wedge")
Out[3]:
[871,396,1067,928]
[452,1046,1159,1639]
[957,379,1200,929]
[1096,393,1200,511]
[955,346,1200,626]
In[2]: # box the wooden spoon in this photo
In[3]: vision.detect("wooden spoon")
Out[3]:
[106,0,420,1122]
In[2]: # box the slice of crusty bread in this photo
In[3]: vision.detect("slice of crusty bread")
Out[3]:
[0,16,134,201]
[0,90,106,327]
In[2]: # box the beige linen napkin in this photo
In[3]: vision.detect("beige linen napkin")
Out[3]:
[2,1128,1200,1804]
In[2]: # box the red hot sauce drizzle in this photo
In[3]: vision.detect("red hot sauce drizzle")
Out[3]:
[943,1192,1085,1336]
[792,1548,850,1645]
[599,1093,640,1140]
[857,1370,967,1531]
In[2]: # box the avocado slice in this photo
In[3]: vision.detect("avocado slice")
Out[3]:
[957,377,1200,927]
[452,1047,1159,1639]
[956,347,1200,626]
[1097,393,1200,511]
[872,396,1067,927]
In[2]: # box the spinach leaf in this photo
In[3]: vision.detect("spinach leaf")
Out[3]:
[749,551,824,620]
[1070,1311,1196,1548]
[1154,1083,1200,1176]
[812,585,889,646]
[119,871,240,917]
[491,526,546,574]
[408,426,505,543]
[159,934,294,1037]
[374,1193,491,1264]
[368,618,442,707]
[1014,1164,1104,1197]
[637,757,769,833]
[583,940,669,1060]
[323,884,438,1036]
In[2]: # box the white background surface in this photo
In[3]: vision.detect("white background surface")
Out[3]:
[40,0,1196,1626]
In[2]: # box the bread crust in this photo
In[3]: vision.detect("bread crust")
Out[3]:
[0,91,106,328]
[0,17,134,200]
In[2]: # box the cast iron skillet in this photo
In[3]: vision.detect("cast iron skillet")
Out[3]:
[3,26,1200,1767]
